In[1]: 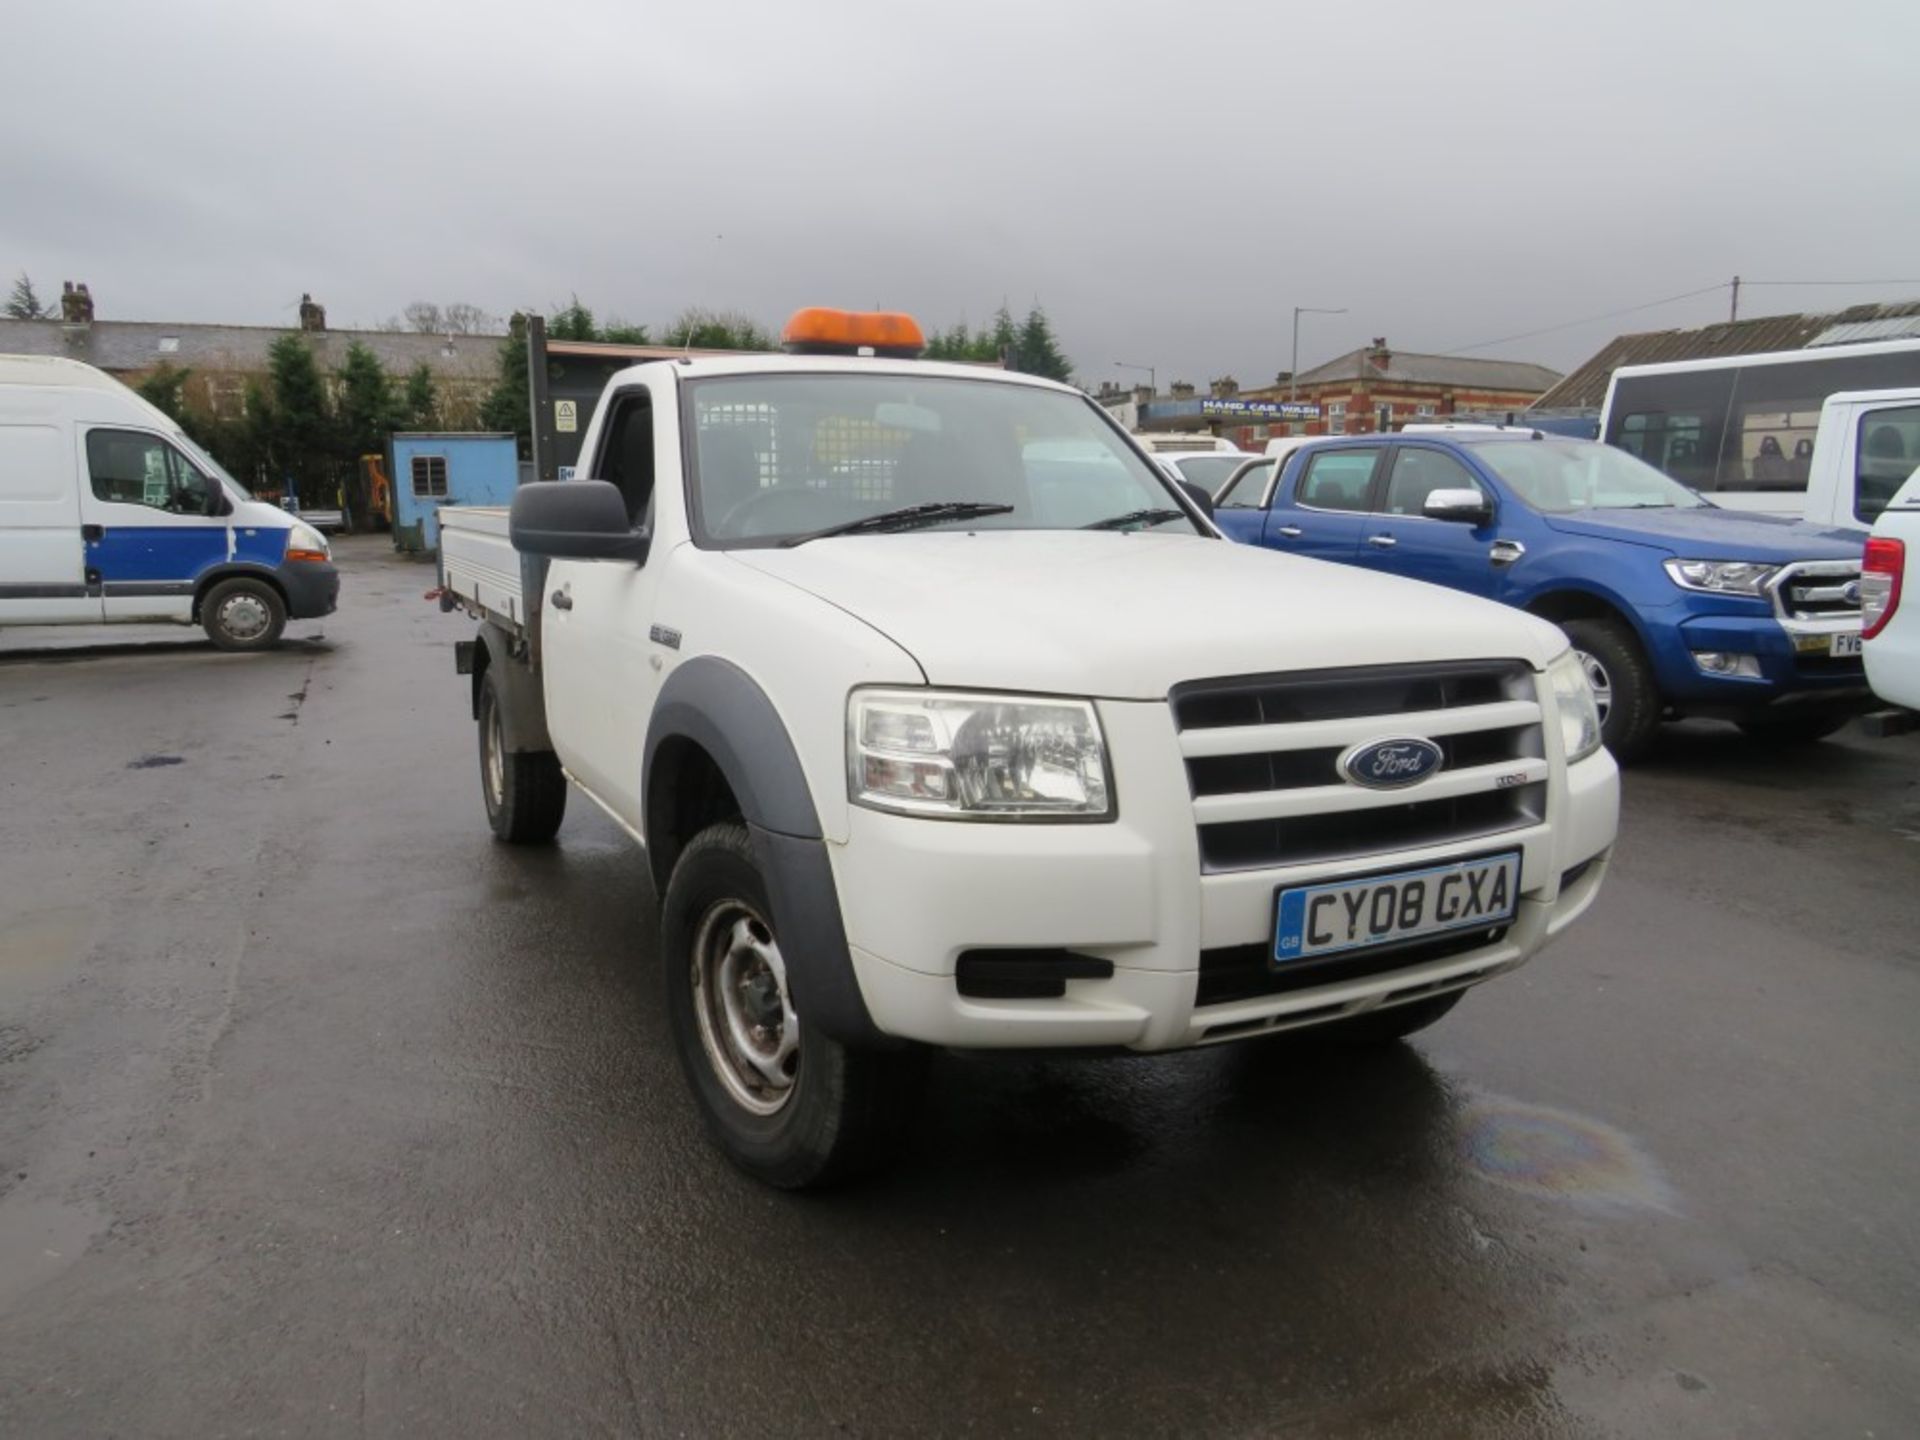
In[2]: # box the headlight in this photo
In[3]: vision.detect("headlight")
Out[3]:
[287,522,329,558]
[848,689,1112,820]
[1662,558,1776,596]
[1544,649,1603,762]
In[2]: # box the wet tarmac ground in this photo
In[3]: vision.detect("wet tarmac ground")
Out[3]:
[2,536,1918,1437]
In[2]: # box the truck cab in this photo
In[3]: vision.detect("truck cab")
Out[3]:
[1217,431,1869,760]
[439,310,1618,1188]
[0,354,337,648]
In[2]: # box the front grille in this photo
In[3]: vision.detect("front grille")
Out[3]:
[1171,660,1547,873]
[1769,561,1862,622]
[1197,925,1507,1007]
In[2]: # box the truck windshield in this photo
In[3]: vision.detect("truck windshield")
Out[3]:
[684,373,1201,545]
[1465,438,1709,514]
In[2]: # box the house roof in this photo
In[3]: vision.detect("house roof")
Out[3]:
[1531,298,1920,410]
[1282,346,1561,396]
[0,318,504,382]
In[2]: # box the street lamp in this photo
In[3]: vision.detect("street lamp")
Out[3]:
[1114,360,1156,396]
[1290,307,1347,402]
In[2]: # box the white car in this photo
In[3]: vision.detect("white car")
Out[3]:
[1863,469,1920,710]
[439,308,1619,1188]
[1158,448,1258,496]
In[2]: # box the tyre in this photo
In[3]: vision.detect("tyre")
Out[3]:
[478,669,567,843]
[662,821,921,1188]
[201,577,287,651]
[1320,990,1464,1046]
[1561,616,1660,763]
[1736,713,1850,745]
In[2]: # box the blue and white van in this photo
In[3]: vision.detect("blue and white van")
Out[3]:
[0,355,338,649]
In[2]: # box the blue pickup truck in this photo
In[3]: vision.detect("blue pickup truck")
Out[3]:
[1213,430,1868,759]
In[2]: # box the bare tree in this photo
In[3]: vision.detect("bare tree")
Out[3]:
[403,301,443,334]
[442,302,495,335]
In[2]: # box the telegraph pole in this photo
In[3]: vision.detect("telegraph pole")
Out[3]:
[1729,275,1741,324]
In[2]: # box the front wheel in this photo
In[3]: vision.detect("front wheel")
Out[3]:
[662,821,921,1188]
[1560,616,1660,763]
[201,577,286,651]
[478,669,566,843]
[1736,713,1851,745]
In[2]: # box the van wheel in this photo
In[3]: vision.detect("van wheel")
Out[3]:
[201,577,286,651]
[662,821,922,1188]
[478,670,566,843]
[1561,617,1659,763]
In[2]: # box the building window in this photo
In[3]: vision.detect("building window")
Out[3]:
[410,455,448,498]
[1416,403,1436,418]
[1326,401,1347,436]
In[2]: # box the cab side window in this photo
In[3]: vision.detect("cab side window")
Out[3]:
[1381,448,1486,516]
[594,392,655,526]
[1855,405,1920,526]
[85,429,216,515]
[1295,449,1380,512]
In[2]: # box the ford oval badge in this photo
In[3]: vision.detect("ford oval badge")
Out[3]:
[1340,737,1444,790]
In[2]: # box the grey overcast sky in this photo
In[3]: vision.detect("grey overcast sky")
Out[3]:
[5,0,1917,387]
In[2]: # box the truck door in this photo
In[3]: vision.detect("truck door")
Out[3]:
[1852,401,1920,527]
[78,427,227,621]
[1354,445,1507,598]
[540,384,668,820]
[0,418,101,622]
[1264,446,1384,564]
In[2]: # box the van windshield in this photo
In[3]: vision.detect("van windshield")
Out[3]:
[174,431,251,501]
[1465,438,1709,514]
[684,373,1201,545]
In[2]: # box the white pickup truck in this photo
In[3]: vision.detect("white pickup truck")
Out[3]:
[437,309,1620,1187]
[1863,471,1920,713]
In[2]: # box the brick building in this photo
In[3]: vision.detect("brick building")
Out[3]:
[1229,338,1561,447]
[0,295,503,429]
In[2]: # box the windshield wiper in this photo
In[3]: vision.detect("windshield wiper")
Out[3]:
[780,501,1013,547]
[1082,507,1187,531]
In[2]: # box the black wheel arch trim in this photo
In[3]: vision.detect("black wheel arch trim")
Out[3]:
[473,621,553,753]
[646,656,888,1047]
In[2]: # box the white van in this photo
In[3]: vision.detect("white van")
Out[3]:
[1800,388,1920,532]
[0,355,337,648]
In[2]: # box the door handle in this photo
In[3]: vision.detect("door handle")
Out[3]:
[1366,534,1397,549]
[82,524,103,543]
[1489,539,1526,567]
[1276,525,1303,538]
[549,589,573,611]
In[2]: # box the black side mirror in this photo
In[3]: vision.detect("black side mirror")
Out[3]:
[1177,479,1216,520]
[1422,488,1492,525]
[510,480,651,563]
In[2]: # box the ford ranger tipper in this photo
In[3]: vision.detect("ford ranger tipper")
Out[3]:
[438,308,1619,1188]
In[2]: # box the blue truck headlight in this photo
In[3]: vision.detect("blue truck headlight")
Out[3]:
[848,689,1112,820]
[1663,559,1777,596]
[1544,650,1604,762]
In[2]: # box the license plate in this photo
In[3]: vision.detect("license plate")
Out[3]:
[1273,852,1520,963]
[1830,632,1862,658]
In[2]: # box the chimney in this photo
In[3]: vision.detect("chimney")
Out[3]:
[1132,383,1154,405]
[1208,375,1239,399]
[1366,337,1391,372]
[1273,370,1292,387]
[299,292,327,332]
[61,281,94,326]
[1170,380,1196,400]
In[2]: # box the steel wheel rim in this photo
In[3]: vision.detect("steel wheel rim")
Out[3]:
[219,592,270,641]
[1575,648,1613,726]
[484,700,505,808]
[690,899,798,1117]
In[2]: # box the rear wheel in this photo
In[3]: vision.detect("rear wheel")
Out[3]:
[1320,991,1464,1045]
[1561,616,1660,763]
[201,577,286,651]
[662,821,921,1188]
[478,670,566,843]
[1736,713,1850,745]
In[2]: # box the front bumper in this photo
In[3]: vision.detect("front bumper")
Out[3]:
[280,560,340,619]
[828,699,1618,1052]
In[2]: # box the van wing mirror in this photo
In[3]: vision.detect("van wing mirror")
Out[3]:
[510,480,651,563]
[1422,487,1492,524]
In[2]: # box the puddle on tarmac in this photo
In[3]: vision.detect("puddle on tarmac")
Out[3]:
[1459,1094,1676,1213]
[0,1195,105,1311]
